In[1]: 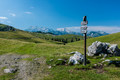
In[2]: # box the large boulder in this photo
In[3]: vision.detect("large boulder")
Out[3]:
[107,44,120,56]
[68,51,84,65]
[87,41,109,56]
[87,41,120,56]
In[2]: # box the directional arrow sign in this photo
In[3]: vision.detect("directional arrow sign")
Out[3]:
[81,26,87,33]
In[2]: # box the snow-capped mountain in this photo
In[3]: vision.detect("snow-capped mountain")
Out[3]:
[25,26,109,37]
[25,26,54,33]
[56,27,72,33]
[87,31,109,37]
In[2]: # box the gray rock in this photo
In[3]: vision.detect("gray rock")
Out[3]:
[4,69,12,73]
[48,66,52,69]
[67,51,78,54]
[107,44,120,56]
[104,59,110,62]
[49,59,54,62]
[104,54,108,58]
[87,41,109,56]
[68,52,84,65]
[4,68,17,73]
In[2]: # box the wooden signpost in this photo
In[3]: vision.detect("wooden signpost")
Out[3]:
[81,16,88,66]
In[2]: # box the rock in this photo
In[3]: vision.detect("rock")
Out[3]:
[4,68,17,73]
[68,52,84,65]
[102,59,110,63]
[101,58,105,60]
[87,41,120,56]
[87,41,109,56]
[49,59,54,62]
[104,54,107,58]
[115,58,118,60]
[67,51,78,54]
[107,44,120,56]
[4,69,11,73]
[104,59,110,62]
[94,64,97,66]
[48,66,52,69]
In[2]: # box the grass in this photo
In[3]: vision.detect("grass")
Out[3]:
[0,31,120,80]
[0,73,16,80]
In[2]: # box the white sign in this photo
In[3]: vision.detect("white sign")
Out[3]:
[81,26,87,33]
[81,21,88,25]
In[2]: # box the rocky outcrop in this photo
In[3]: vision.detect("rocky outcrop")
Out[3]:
[87,41,120,56]
[68,51,84,65]
[107,44,120,56]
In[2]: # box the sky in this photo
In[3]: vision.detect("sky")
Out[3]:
[0,0,120,33]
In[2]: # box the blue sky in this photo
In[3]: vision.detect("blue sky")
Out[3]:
[0,0,120,33]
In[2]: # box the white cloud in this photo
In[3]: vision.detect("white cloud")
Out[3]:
[9,13,16,17]
[57,26,120,34]
[88,26,120,34]
[0,17,8,19]
[25,12,32,14]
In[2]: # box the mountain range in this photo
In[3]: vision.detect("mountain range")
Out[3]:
[25,26,109,37]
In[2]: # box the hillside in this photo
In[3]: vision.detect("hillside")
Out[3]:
[69,32,120,47]
[0,24,84,44]
[0,23,16,31]
[0,24,50,43]
[31,32,85,44]
[0,24,120,80]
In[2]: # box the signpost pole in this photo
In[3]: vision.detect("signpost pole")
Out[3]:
[81,16,88,66]
[84,33,87,65]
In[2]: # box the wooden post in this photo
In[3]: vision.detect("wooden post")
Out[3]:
[81,16,88,66]
[84,33,87,65]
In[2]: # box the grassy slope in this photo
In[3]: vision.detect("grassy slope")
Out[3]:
[44,32,120,80]
[0,32,120,80]
[68,32,120,53]
[0,30,50,43]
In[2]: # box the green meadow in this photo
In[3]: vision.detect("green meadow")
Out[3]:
[0,25,120,80]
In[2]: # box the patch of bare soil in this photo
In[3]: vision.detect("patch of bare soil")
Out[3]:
[0,54,49,80]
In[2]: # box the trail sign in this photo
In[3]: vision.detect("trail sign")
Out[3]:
[81,26,87,33]
[81,16,88,66]
[81,21,88,25]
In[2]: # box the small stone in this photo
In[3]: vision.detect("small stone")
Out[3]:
[115,58,118,60]
[104,54,107,58]
[102,61,105,63]
[67,51,78,54]
[34,58,40,61]
[4,69,11,73]
[104,59,110,62]
[48,66,52,69]
[49,59,54,62]
[101,58,105,60]
[94,64,97,66]
[4,68,17,73]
